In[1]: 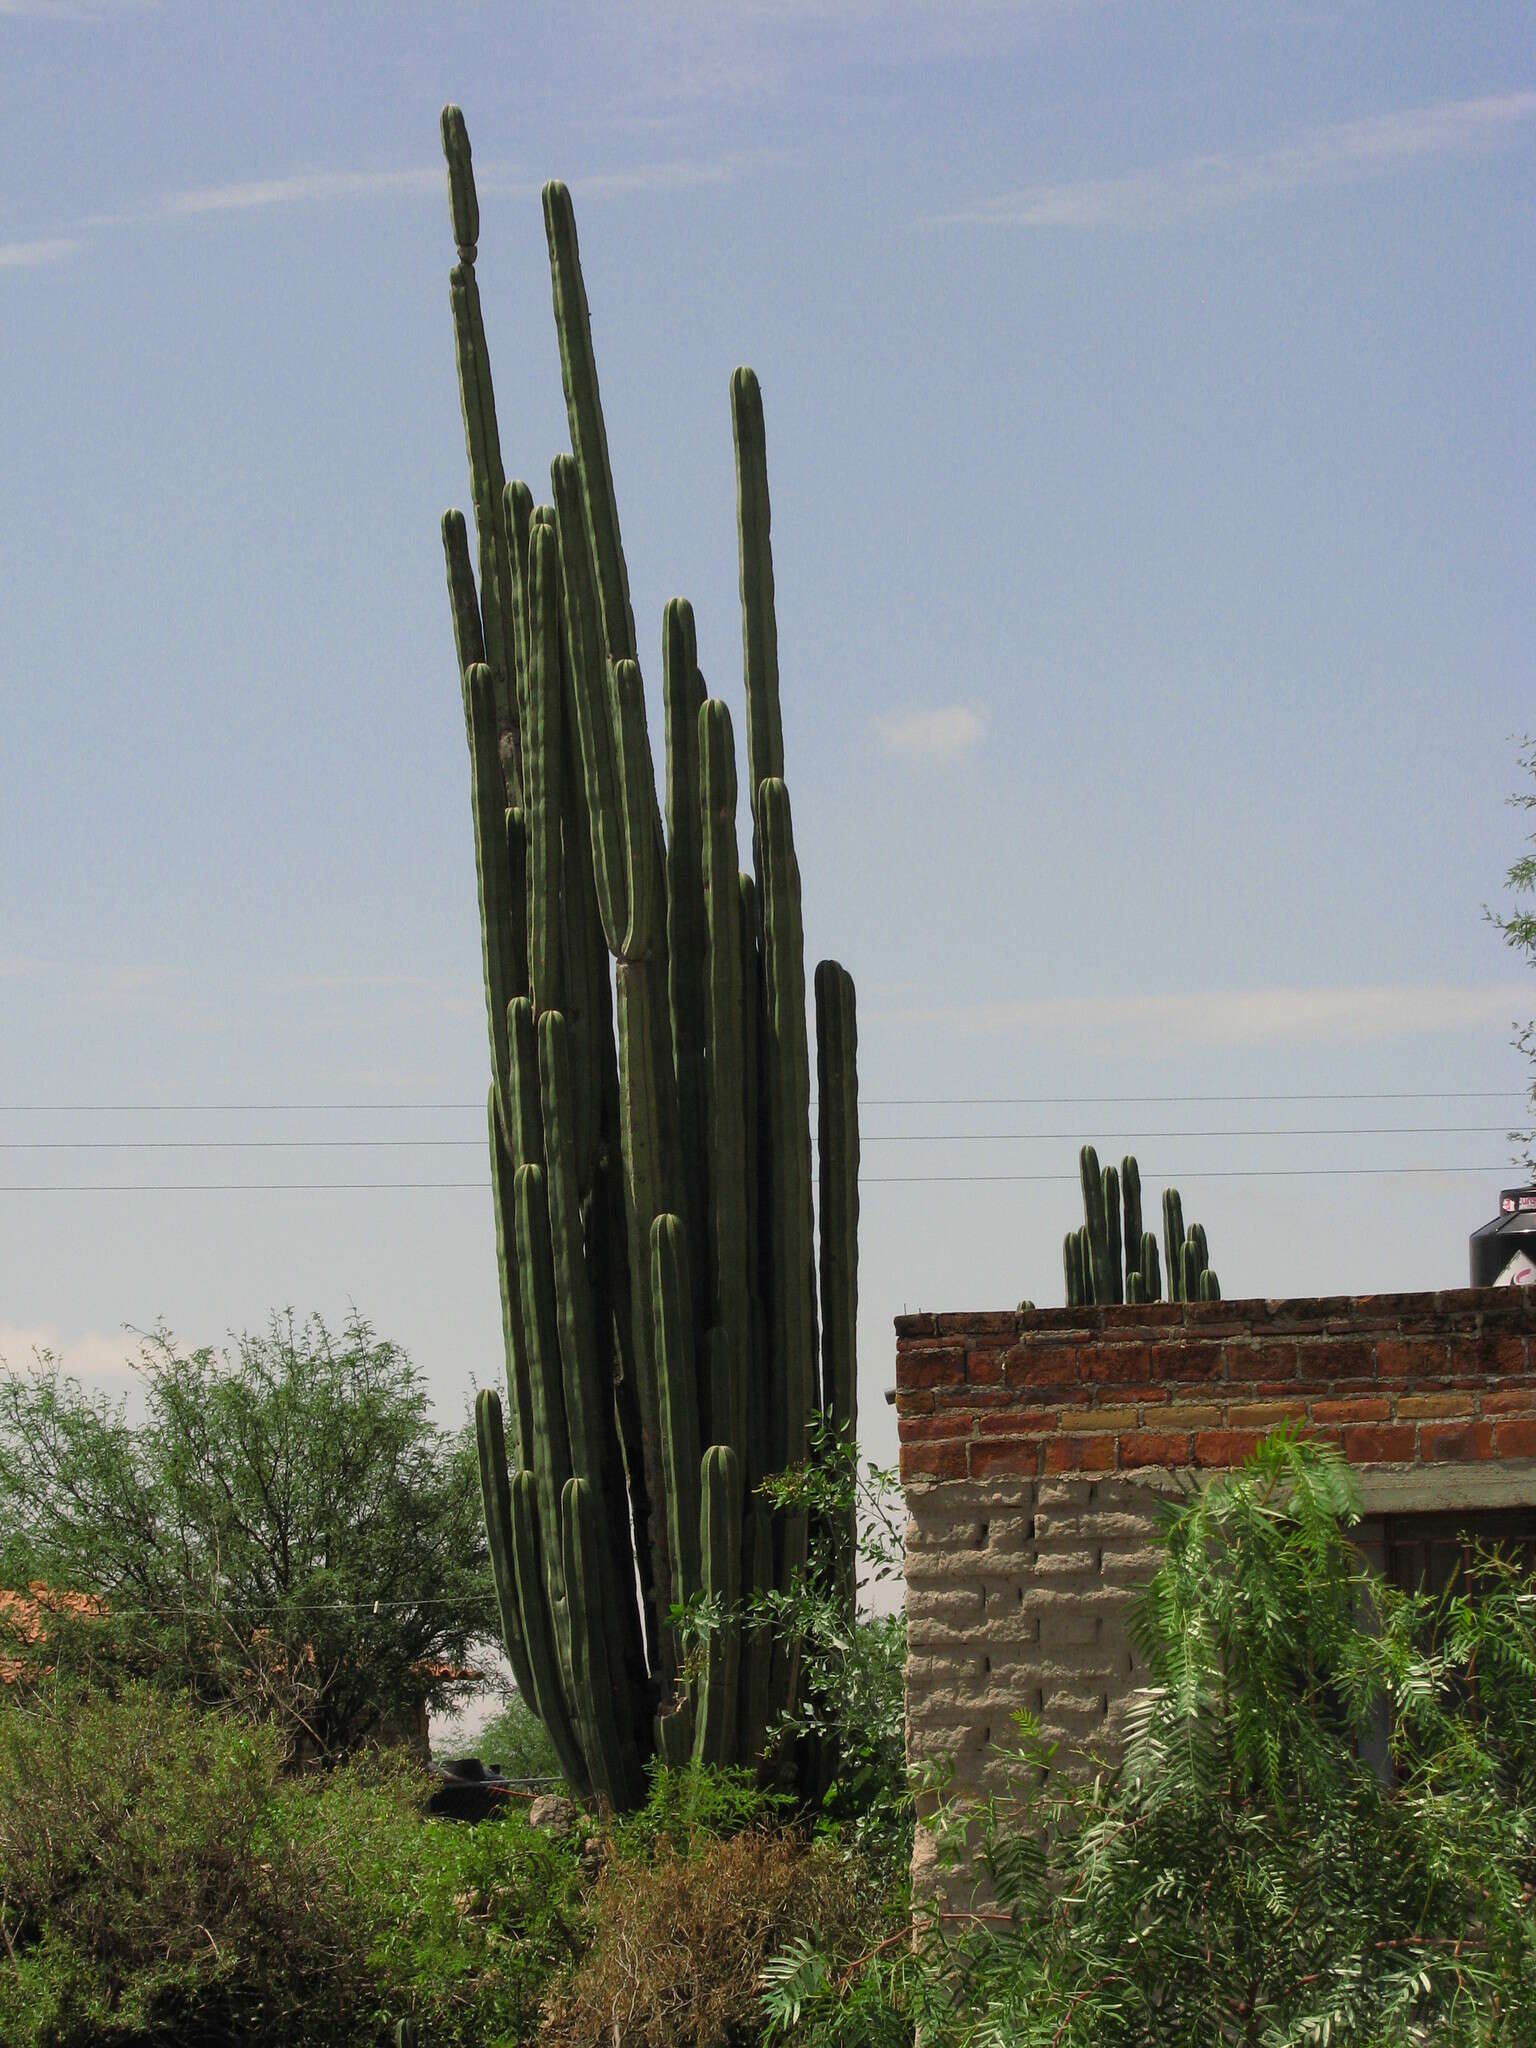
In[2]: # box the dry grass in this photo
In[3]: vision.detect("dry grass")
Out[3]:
[541,1827,872,2048]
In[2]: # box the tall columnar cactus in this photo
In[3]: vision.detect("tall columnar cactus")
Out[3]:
[1063,1148,1220,1305]
[439,109,859,1805]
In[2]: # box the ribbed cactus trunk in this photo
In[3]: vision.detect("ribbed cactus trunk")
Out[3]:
[438,109,859,1805]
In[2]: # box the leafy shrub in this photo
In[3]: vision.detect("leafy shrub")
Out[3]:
[276,1748,586,2046]
[768,1432,1536,2046]
[0,1684,370,2048]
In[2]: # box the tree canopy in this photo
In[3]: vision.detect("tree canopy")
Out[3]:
[0,1311,495,1760]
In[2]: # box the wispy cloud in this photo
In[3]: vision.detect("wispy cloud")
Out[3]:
[615,0,1046,104]
[6,148,777,274]
[0,235,83,269]
[928,92,1536,230]
[0,0,156,17]
[911,983,1532,1049]
[0,1324,137,1383]
[150,166,445,219]
[874,703,988,763]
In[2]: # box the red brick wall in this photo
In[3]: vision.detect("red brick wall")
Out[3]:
[895,1288,1536,1485]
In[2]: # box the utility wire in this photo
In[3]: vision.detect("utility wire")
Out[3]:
[0,1090,1526,1113]
[0,1165,1516,1191]
[0,1124,1517,1150]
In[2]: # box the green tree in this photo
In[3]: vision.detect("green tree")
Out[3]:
[0,1312,494,1760]
[1490,735,1536,1169]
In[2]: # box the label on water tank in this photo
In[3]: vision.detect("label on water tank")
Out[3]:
[1494,1249,1536,1287]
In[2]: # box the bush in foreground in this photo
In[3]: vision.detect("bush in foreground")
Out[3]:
[767,1433,1536,2047]
[0,1677,889,2047]
[0,1686,369,2047]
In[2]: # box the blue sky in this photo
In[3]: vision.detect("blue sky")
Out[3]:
[3,1,1533,1468]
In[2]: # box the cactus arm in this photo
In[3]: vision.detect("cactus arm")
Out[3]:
[561,1476,645,1809]
[1121,1157,1143,1298]
[474,1388,539,1713]
[462,662,524,1149]
[503,478,534,713]
[488,1089,536,1465]
[503,807,530,1009]
[664,600,711,1338]
[446,255,520,762]
[552,565,616,1198]
[1079,1146,1112,1305]
[699,700,750,1468]
[440,104,478,261]
[815,958,859,1615]
[551,454,631,952]
[651,1214,703,1616]
[1200,1267,1222,1301]
[513,1164,575,1596]
[693,1445,743,1768]
[608,658,662,962]
[507,1468,590,1793]
[505,996,544,1174]
[730,367,785,800]
[523,521,566,1016]
[1127,1271,1146,1304]
[815,959,859,1442]
[1064,1232,1081,1307]
[535,1010,607,1488]
[758,777,819,1470]
[442,508,487,679]
[1141,1230,1162,1303]
[1103,1162,1123,1305]
[615,962,679,1676]
[542,181,637,665]
[1163,1188,1186,1303]
[738,871,767,1487]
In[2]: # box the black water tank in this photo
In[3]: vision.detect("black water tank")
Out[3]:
[1470,1186,1536,1287]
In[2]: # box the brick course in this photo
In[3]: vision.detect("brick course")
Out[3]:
[897,1289,1536,1488]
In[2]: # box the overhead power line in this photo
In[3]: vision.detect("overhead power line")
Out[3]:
[0,1090,1526,1113]
[0,1164,1514,1192]
[0,1124,1517,1150]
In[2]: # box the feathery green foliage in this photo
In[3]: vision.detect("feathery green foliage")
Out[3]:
[766,1433,1536,2046]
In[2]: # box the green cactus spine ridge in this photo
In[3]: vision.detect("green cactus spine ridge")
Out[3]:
[664,600,711,1347]
[442,110,857,1806]
[731,367,784,804]
[651,1213,703,1620]
[475,1388,538,1711]
[506,1466,589,1795]
[1079,1146,1113,1305]
[524,521,566,1016]
[561,1475,644,1809]
[700,699,750,1472]
[1064,1231,1083,1307]
[694,1444,743,1767]
[1162,1187,1185,1302]
[1102,1162,1123,1305]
